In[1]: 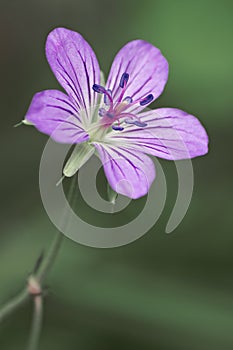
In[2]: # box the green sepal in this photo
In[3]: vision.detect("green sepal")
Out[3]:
[107,182,118,204]
[22,119,34,126]
[14,119,34,127]
[63,142,95,177]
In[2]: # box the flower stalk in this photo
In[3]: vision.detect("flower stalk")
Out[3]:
[0,176,76,350]
[0,288,29,323]
[27,294,43,350]
[0,231,63,325]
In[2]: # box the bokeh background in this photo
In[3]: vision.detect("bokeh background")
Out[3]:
[0,0,233,349]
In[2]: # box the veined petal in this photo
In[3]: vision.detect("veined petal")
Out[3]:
[46,27,100,124]
[106,40,168,113]
[93,143,155,199]
[106,108,209,160]
[25,90,89,144]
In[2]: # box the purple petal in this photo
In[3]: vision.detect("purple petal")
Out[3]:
[93,143,155,199]
[25,90,89,144]
[105,40,168,113]
[45,27,100,122]
[107,108,209,160]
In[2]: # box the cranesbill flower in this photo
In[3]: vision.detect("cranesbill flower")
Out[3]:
[24,27,208,199]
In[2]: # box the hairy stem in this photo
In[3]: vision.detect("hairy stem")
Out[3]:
[27,296,43,350]
[0,175,76,334]
[36,174,77,284]
[0,288,29,323]
[0,228,63,325]
[36,231,64,284]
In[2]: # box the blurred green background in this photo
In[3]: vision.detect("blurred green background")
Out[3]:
[0,0,233,349]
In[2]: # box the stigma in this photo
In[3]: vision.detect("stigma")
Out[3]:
[92,72,153,131]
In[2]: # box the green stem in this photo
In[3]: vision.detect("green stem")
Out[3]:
[0,229,63,325]
[0,175,76,326]
[36,231,64,284]
[0,288,29,323]
[27,296,43,350]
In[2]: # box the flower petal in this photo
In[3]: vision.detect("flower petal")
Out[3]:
[105,108,209,160]
[105,40,168,113]
[45,27,100,123]
[25,90,89,144]
[93,143,155,199]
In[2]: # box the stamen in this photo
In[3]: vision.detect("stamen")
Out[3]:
[112,125,124,131]
[93,74,151,132]
[98,108,106,117]
[125,118,135,124]
[132,121,147,127]
[125,119,147,127]
[139,94,154,106]
[123,96,133,104]
[104,89,112,106]
[119,73,129,88]
[93,84,114,110]
[106,112,115,118]
[92,84,106,94]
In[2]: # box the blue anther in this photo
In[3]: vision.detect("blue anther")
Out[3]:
[125,118,135,125]
[123,96,133,104]
[125,119,147,127]
[139,94,154,106]
[112,125,124,131]
[104,89,112,106]
[92,84,106,94]
[133,121,147,127]
[119,73,129,88]
[106,112,115,118]
[98,108,106,117]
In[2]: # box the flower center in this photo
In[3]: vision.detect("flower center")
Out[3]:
[92,72,153,132]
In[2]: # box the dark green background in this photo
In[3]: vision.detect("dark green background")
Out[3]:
[0,0,232,349]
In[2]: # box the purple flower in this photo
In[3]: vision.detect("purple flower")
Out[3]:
[24,27,208,199]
